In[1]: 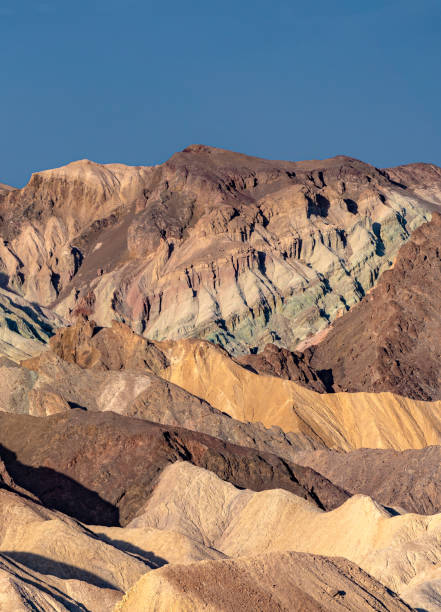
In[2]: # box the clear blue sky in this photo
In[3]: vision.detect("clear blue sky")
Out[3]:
[1,0,440,186]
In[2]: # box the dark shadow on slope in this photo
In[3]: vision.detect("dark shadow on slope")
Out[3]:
[316,369,335,393]
[307,194,330,218]
[91,533,168,568]
[0,554,89,612]
[372,222,385,256]
[3,552,119,591]
[344,198,358,214]
[0,444,119,526]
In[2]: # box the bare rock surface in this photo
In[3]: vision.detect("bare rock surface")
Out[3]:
[236,342,330,391]
[0,287,61,361]
[297,213,441,400]
[293,446,441,515]
[16,318,320,452]
[0,410,348,526]
[0,148,437,354]
[0,476,229,611]
[116,551,413,612]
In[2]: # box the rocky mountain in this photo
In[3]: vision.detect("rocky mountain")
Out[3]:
[0,147,439,355]
[0,462,413,612]
[17,319,320,453]
[0,468,233,611]
[241,213,441,400]
[7,317,441,453]
[236,342,331,391]
[2,147,441,612]
[159,334,441,451]
[303,213,441,399]
[0,182,14,194]
[0,287,61,361]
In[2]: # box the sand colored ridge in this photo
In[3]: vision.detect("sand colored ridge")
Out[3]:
[128,462,441,608]
[159,337,441,451]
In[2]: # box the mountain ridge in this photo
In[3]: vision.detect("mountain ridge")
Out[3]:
[0,145,438,354]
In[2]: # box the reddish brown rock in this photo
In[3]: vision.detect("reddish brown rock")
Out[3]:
[0,410,348,526]
[294,445,441,515]
[303,214,441,400]
[236,343,330,391]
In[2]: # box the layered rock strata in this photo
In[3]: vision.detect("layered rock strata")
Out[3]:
[160,336,441,450]
[0,147,438,354]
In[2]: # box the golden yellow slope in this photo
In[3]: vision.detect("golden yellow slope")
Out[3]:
[158,338,441,450]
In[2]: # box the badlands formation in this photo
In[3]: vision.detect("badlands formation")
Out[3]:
[0,146,438,354]
[1,147,441,610]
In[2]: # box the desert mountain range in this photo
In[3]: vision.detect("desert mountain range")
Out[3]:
[1,146,441,610]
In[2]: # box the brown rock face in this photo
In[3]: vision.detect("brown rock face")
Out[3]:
[302,214,441,400]
[16,319,322,454]
[294,446,441,515]
[236,343,331,391]
[0,147,437,354]
[47,317,169,372]
[0,410,348,526]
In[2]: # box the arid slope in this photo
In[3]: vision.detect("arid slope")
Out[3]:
[0,147,438,354]
[160,336,441,450]
[116,552,413,612]
[129,462,441,609]
[0,410,347,526]
[293,446,441,515]
[303,213,441,399]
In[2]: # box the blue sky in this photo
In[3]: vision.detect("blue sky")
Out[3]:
[1,0,440,186]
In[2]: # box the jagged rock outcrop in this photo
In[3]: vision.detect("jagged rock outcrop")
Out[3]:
[0,147,438,354]
[290,214,441,400]
[0,411,348,526]
[293,446,441,515]
[116,551,414,612]
[46,317,169,372]
[236,342,330,391]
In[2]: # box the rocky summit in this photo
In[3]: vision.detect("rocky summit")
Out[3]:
[2,146,441,612]
[0,147,439,355]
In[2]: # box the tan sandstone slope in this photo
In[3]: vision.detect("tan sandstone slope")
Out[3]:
[128,462,441,610]
[159,336,441,450]
[0,148,439,354]
[115,552,413,612]
[0,480,229,612]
